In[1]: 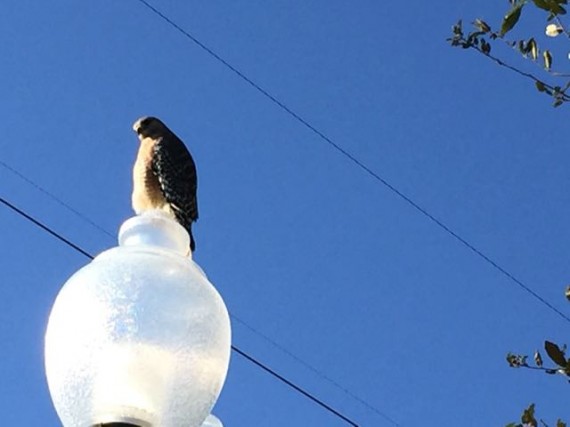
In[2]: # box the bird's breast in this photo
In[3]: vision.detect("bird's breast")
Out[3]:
[132,138,167,213]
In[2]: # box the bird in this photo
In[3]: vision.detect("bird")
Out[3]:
[131,116,198,252]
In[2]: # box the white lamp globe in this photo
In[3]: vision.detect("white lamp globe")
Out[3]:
[201,414,224,427]
[44,211,231,427]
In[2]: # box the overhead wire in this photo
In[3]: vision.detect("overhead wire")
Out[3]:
[232,346,360,426]
[231,315,400,426]
[0,160,114,239]
[0,195,362,427]
[7,1,566,423]
[0,160,398,425]
[1,195,94,259]
[132,0,570,325]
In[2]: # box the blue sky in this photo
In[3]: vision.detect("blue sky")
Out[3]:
[2,0,570,425]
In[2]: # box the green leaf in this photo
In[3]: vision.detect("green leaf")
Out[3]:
[474,18,491,32]
[521,403,537,427]
[533,0,554,11]
[501,2,525,36]
[452,19,463,36]
[543,50,553,70]
[481,39,492,54]
[535,81,547,92]
[557,420,567,427]
[545,340,567,366]
[534,350,543,366]
[506,353,529,367]
[533,0,566,14]
[507,353,517,366]
[528,38,538,60]
[532,0,558,12]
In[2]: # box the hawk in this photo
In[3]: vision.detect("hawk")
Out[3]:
[131,116,198,252]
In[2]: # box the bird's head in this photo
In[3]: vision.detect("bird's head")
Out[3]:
[133,116,166,139]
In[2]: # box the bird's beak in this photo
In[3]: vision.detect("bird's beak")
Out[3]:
[133,119,141,133]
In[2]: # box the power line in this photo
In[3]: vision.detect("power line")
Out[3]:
[1,160,398,425]
[133,0,570,325]
[0,195,361,427]
[0,161,114,239]
[232,346,359,426]
[232,315,400,426]
[0,196,93,259]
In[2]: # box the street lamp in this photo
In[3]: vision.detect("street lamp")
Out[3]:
[44,211,231,427]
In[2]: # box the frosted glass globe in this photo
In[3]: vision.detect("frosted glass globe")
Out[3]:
[201,414,223,427]
[45,211,231,427]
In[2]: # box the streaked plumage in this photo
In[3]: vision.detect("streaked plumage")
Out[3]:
[132,116,198,252]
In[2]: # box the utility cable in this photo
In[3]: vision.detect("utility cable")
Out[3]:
[0,195,361,427]
[232,315,400,426]
[0,160,113,239]
[133,0,570,324]
[232,345,359,426]
[1,195,94,259]
[0,160,398,425]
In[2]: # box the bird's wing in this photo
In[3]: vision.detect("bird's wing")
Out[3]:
[151,134,199,228]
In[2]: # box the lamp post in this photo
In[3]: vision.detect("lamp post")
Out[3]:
[44,211,231,427]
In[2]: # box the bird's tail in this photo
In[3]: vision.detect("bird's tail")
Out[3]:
[189,225,196,253]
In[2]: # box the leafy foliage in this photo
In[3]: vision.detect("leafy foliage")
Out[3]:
[544,341,568,367]
[505,341,568,425]
[521,403,537,427]
[448,0,570,107]
[505,403,567,427]
[507,340,570,376]
[533,0,568,20]
[451,3,570,426]
[501,1,525,36]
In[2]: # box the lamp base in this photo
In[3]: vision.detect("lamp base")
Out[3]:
[96,424,141,427]
[91,416,152,427]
